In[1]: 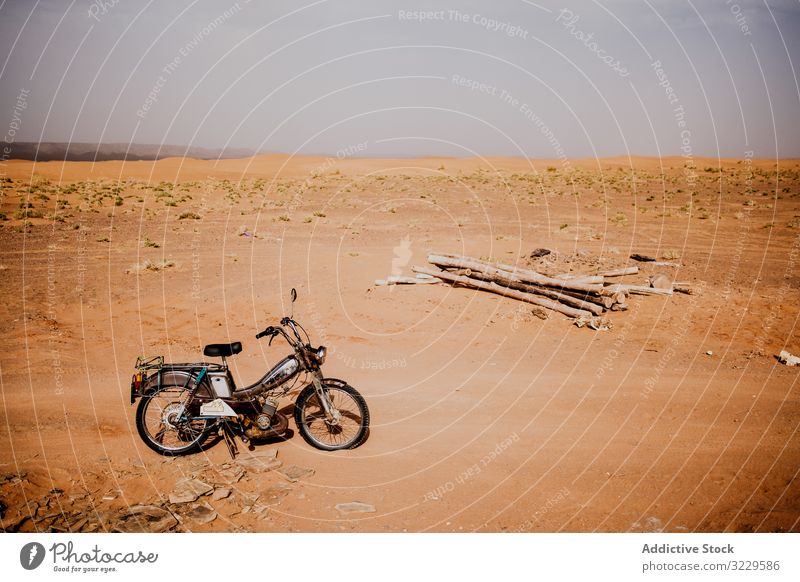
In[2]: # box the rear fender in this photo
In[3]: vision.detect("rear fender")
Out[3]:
[135,370,213,401]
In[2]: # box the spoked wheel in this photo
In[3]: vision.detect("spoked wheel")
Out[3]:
[294,380,369,450]
[136,385,211,456]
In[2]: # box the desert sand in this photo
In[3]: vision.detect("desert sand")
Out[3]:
[0,154,798,532]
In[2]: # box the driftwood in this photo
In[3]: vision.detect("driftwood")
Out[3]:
[412,266,593,318]
[427,254,617,297]
[597,266,638,277]
[375,275,442,286]
[554,274,605,284]
[604,284,673,296]
[446,268,604,316]
[560,289,617,309]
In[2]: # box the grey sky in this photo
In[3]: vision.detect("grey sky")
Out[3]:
[1,0,799,158]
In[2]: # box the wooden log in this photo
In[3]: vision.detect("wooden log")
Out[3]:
[597,266,638,277]
[455,270,605,315]
[553,273,605,284]
[604,283,673,296]
[427,254,616,297]
[559,289,616,309]
[412,266,594,318]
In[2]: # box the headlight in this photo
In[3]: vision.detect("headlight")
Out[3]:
[315,346,327,365]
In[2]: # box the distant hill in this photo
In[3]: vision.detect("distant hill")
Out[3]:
[4,142,257,162]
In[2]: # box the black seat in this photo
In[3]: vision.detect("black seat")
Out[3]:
[203,342,242,358]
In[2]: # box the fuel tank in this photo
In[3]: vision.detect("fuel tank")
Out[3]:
[231,355,300,400]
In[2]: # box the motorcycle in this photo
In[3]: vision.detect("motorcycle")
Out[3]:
[129,288,369,456]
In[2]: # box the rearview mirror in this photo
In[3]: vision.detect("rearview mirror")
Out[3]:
[290,288,297,303]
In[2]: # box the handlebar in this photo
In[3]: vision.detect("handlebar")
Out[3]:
[255,319,305,347]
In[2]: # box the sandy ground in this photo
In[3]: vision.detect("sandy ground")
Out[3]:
[0,154,798,532]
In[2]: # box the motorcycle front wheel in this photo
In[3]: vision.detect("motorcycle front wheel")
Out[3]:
[294,380,369,451]
[136,385,211,456]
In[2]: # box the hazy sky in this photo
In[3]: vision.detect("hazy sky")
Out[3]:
[1,0,799,158]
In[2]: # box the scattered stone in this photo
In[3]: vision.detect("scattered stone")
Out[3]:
[113,505,177,533]
[530,248,552,259]
[778,350,800,366]
[169,478,213,504]
[211,488,231,501]
[335,502,376,514]
[261,482,293,504]
[183,502,217,525]
[644,516,664,532]
[276,465,315,483]
[531,307,549,320]
[209,466,245,485]
[235,449,282,472]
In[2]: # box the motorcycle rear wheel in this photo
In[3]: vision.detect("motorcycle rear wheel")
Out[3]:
[294,380,369,451]
[136,385,211,456]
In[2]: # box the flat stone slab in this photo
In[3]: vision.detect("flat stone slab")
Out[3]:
[169,478,213,504]
[183,502,217,525]
[113,505,177,533]
[261,482,293,504]
[236,449,282,472]
[276,465,314,483]
[211,487,231,501]
[335,502,376,515]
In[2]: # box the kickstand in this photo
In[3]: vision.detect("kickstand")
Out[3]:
[220,421,239,459]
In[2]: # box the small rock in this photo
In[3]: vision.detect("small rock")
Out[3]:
[706,351,713,356]
[183,503,217,525]
[530,248,552,259]
[113,505,177,533]
[277,465,315,483]
[169,478,213,504]
[209,466,245,485]
[261,482,293,504]
[644,516,664,532]
[236,449,282,473]
[335,502,376,514]
[211,488,231,501]
[778,350,800,366]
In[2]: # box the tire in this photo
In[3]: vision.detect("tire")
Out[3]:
[294,379,369,451]
[136,384,211,456]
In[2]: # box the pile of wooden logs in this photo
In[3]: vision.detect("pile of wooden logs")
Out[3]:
[407,252,684,320]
